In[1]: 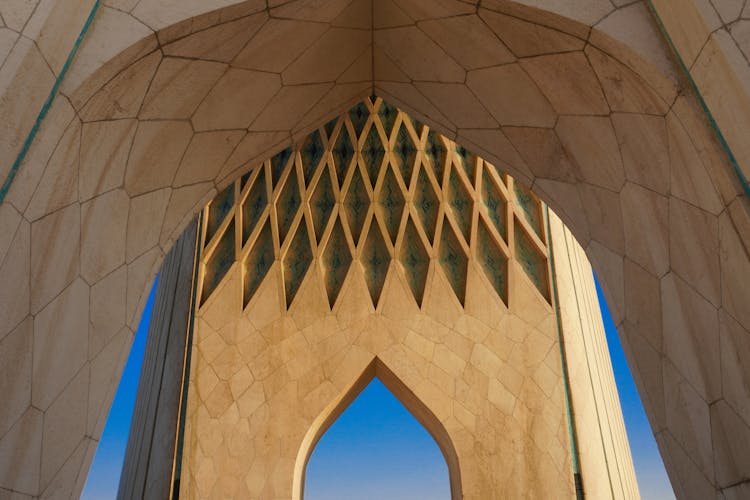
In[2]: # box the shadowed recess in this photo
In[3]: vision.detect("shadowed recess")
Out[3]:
[243,220,274,307]
[361,221,390,308]
[439,220,469,306]
[399,217,430,307]
[414,165,440,243]
[480,167,508,242]
[242,168,268,246]
[344,167,370,245]
[514,218,549,301]
[283,221,313,308]
[310,166,336,244]
[322,217,353,308]
[378,166,405,245]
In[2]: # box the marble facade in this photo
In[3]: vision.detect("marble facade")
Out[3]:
[0,1,748,499]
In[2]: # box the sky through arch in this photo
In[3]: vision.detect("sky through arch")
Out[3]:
[304,378,451,500]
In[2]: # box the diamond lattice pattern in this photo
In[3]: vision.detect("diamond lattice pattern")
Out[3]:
[199,97,551,309]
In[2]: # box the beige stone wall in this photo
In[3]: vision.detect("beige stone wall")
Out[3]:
[550,212,640,500]
[177,105,640,498]
[181,219,573,499]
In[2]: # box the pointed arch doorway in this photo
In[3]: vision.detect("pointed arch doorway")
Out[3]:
[294,358,461,500]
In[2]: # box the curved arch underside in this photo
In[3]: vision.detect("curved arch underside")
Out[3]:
[0,1,748,499]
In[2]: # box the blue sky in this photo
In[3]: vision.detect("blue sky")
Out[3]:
[80,280,156,500]
[305,379,451,500]
[82,273,674,499]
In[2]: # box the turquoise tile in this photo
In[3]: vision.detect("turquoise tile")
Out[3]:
[362,125,385,188]
[276,167,301,243]
[361,223,390,308]
[270,147,293,188]
[332,124,355,187]
[447,168,472,243]
[514,219,550,301]
[344,168,369,244]
[206,184,234,244]
[481,169,507,242]
[514,181,543,238]
[424,129,447,185]
[455,145,476,182]
[399,218,430,307]
[322,217,352,308]
[301,129,325,187]
[438,220,468,305]
[243,220,274,307]
[393,122,417,186]
[349,101,370,138]
[378,167,405,245]
[377,100,398,140]
[242,169,268,245]
[414,166,439,243]
[202,218,235,304]
[310,167,336,243]
[477,220,508,304]
[324,117,338,140]
[283,222,313,308]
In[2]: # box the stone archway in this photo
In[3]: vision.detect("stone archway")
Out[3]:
[0,1,748,498]
[293,357,462,500]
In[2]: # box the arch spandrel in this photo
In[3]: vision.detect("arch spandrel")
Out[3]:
[0,0,748,498]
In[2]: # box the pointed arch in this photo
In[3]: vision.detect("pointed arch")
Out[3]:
[293,357,462,500]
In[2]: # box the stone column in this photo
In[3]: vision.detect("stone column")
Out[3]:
[117,219,198,500]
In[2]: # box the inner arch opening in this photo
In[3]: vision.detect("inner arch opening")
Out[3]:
[295,358,462,500]
[304,375,452,499]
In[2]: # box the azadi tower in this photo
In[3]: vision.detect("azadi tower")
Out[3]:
[0,0,748,499]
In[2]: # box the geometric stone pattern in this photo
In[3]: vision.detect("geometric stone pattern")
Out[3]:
[197,97,547,312]
[183,183,585,499]
[0,0,749,498]
[181,187,638,498]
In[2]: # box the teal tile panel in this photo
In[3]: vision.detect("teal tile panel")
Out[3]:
[514,181,543,238]
[301,129,325,187]
[399,217,430,307]
[202,218,235,304]
[270,147,293,187]
[324,117,338,140]
[514,219,550,301]
[276,167,302,244]
[344,167,369,244]
[243,220,274,307]
[424,129,447,185]
[481,169,507,242]
[455,145,477,182]
[309,167,336,243]
[477,220,508,304]
[206,184,234,244]
[361,222,390,308]
[362,125,385,188]
[447,168,472,243]
[377,100,398,140]
[438,221,468,305]
[378,167,405,245]
[332,124,355,187]
[242,168,268,245]
[414,166,439,243]
[349,101,370,137]
[283,221,313,308]
[393,122,417,186]
[322,217,352,308]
